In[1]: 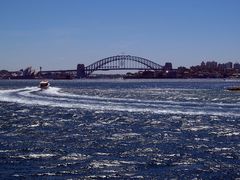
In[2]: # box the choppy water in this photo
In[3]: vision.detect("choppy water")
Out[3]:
[0,79,239,179]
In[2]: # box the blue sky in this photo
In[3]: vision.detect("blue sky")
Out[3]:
[0,0,240,70]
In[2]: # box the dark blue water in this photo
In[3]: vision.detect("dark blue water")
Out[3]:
[0,79,239,179]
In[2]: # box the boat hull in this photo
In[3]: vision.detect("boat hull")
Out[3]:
[227,87,240,91]
[39,81,50,89]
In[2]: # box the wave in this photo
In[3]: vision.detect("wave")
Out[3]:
[0,87,239,117]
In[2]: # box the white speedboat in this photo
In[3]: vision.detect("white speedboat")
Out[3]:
[39,80,50,89]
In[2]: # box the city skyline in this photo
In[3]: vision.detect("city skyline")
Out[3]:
[1,0,240,70]
[1,56,240,80]
[1,54,239,72]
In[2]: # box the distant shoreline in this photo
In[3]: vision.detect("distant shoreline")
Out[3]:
[1,78,240,82]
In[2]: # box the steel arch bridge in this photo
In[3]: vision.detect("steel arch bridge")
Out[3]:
[84,55,163,76]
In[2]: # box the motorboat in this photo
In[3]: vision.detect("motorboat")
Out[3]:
[39,80,50,89]
[227,86,240,91]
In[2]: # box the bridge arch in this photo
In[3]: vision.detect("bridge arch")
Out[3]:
[84,55,163,76]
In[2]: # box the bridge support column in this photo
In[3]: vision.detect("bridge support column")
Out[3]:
[77,64,86,78]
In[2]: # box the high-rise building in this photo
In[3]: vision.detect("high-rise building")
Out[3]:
[206,61,218,70]
[201,61,205,68]
[233,63,240,70]
[225,62,233,69]
[218,63,226,71]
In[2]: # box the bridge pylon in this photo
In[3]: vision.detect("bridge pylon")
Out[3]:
[77,64,86,78]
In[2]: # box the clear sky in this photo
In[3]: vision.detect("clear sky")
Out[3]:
[0,0,240,71]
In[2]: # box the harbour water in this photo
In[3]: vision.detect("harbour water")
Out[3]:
[0,79,239,179]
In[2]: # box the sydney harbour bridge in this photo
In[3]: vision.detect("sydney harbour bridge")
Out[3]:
[41,55,164,78]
